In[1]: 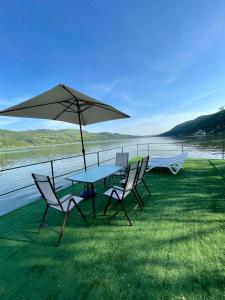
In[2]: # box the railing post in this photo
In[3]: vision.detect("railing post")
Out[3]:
[0,155,3,171]
[97,151,100,166]
[147,144,149,156]
[222,142,224,160]
[50,160,55,190]
[181,143,184,155]
[121,146,124,153]
[137,144,138,156]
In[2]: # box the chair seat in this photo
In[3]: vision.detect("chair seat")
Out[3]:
[50,194,84,212]
[103,186,130,200]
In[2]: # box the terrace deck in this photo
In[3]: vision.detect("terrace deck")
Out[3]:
[1,159,225,299]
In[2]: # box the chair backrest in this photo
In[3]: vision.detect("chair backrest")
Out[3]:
[32,173,62,210]
[115,152,129,171]
[137,156,149,181]
[123,162,139,194]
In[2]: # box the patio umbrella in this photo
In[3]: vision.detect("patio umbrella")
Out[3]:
[0,84,129,170]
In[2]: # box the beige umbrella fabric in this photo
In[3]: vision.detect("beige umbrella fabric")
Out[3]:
[0,83,129,169]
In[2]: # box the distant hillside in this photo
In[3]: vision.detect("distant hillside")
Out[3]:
[0,128,138,148]
[160,110,225,136]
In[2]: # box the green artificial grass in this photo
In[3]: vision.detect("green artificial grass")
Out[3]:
[1,159,225,299]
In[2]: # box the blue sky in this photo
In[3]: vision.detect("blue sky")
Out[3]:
[1,0,225,135]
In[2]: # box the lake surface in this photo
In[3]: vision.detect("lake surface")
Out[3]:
[0,136,224,215]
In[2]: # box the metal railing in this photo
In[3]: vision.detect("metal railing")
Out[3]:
[1,139,225,202]
[0,145,122,197]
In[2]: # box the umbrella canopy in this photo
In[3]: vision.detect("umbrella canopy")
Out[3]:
[0,83,129,169]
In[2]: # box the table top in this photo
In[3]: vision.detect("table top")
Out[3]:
[66,165,123,184]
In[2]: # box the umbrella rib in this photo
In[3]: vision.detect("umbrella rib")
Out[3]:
[0,85,129,120]
[73,98,129,116]
[77,100,129,116]
[67,102,86,125]
[80,110,86,126]
[61,85,86,125]
[54,102,75,120]
[80,104,94,113]
[0,97,76,113]
[60,102,79,113]
[68,99,128,116]
[61,84,129,117]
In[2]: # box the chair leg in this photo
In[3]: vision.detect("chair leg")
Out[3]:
[38,205,49,233]
[74,202,87,221]
[135,188,146,206]
[57,212,69,246]
[132,190,143,209]
[142,179,151,196]
[103,195,112,216]
[134,187,145,207]
[120,202,132,226]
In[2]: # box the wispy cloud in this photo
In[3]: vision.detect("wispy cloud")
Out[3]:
[0,96,32,110]
[86,79,121,99]
[149,6,225,85]
[0,116,20,127]
[0,99,12,107]
[110,108,215,136]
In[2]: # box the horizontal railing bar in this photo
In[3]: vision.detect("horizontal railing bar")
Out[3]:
[0,183,35,197]
[52,166,86,179]
[0,146,124,173]
[0,160,51,172]
[86,146,122,155]
[0,164,95,197]
[0,155,82,172]
[99,157,115,164]
[0,156,116,197]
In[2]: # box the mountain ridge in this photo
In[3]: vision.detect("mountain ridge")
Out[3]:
[0,128,139,148]
[160,110,225,136]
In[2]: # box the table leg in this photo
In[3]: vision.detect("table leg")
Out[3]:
[91,183,96,218]
[71,181,75,194]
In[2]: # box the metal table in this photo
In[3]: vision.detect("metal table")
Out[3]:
[66,165,122,218]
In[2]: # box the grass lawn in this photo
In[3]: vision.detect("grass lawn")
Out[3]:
[1,159,225,299]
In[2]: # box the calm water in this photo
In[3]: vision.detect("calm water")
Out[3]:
[0,136,224,215]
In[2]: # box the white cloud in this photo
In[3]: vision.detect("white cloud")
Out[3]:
[0,96,32,110]
[0,99,12,107]
[110,109,215,136]
[149,7,225,85]
[86,79,121,99]
[0,116,20,127]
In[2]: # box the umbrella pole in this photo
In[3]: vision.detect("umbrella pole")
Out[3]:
[76,101,87,171]
[79,122,87,171]
[61,84,87,171]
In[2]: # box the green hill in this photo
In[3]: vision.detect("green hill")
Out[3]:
[160,110,225,136]
[0,128,138,148]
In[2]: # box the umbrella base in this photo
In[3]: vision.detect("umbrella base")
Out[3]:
[80,189,96,199]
